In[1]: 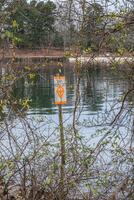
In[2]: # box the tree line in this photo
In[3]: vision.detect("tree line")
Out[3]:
[0,0,134,52]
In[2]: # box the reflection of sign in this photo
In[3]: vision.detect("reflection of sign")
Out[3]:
[54,76,67,105]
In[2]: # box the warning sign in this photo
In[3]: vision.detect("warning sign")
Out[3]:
[54,76,67,105]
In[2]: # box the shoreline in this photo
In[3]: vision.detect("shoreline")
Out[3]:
[0,51,133,70]
[69,56,134,65]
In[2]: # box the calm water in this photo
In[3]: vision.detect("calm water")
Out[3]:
[11,66,133,139]
[12,66,131,117]
[1,65,133,154]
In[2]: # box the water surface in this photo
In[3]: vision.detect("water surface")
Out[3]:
[12,67,131,116]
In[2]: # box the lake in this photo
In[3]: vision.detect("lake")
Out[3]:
[12,66,131,114]
[10,65,133,143]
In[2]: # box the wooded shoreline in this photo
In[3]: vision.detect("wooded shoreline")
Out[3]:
[0,49,133,65]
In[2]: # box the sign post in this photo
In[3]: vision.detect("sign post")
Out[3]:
[54,75,66,199]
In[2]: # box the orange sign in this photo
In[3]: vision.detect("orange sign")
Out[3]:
[54,76,67,105]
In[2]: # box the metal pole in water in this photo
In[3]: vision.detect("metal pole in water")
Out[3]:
[58,104,65,199]
[54,75,67,199]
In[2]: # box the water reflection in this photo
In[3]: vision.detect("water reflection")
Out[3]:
[12,66,130,116]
